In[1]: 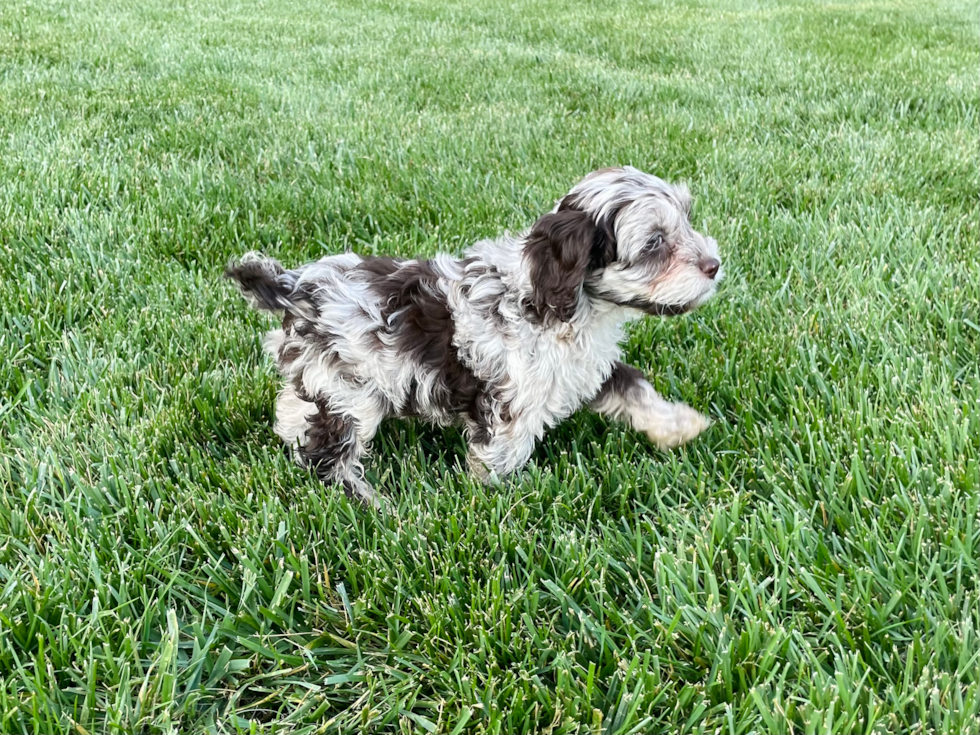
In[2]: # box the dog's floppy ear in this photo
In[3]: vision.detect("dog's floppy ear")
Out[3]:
[523,207,615,324]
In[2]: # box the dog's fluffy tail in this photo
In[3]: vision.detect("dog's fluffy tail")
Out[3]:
[225,252,302,313]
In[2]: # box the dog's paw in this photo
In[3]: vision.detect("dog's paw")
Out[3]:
[343,478,388,511]
[645,403,711,449]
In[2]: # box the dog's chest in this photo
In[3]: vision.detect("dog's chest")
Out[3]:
[447,270,627,429]
[509,310,625,426]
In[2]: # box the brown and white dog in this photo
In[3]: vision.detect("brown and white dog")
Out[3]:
[226,166,722,506]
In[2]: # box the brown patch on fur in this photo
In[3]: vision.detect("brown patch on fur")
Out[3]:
[362,259,495,437]
[357,256,405,281]
[593,362,644,403]
[278,343,303,367]
[557,194,620,267]
[522,207,617,324]
[299,403,359,500]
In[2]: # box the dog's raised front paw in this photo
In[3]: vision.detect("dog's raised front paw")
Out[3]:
[645,403,711,449]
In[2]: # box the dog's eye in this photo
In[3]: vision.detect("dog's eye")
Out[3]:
[647,231,667,254]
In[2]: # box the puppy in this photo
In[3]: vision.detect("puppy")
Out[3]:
[226,166,722,506]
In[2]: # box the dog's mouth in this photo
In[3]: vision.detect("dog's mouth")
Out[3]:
[588,275,719,317]
[611,285,719,316]
[649,300,707,316]
[603,296,695,316]
[638,300,693,316]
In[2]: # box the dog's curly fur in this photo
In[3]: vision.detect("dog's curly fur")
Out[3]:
[226,166,722,505]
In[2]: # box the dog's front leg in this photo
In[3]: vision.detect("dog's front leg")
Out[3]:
[590,362,710,449]
[465,422,538,484]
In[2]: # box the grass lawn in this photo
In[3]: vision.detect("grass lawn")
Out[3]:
[1,0,978,732]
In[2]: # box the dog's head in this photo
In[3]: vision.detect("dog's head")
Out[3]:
[523,166,722,324]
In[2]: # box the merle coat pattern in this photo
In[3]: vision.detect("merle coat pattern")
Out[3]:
[226,167,722,505]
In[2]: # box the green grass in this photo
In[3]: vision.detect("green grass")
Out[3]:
[0,0,978,731]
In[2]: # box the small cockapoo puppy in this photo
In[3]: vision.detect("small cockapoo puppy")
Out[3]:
[227,166,722,506]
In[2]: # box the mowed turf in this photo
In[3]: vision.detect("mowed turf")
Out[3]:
[0,0,977,732]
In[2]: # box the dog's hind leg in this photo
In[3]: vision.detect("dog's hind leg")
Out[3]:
[301,402,381,507]
[273,384,314,452]
[590,362,710,449]
[275,385,380,507]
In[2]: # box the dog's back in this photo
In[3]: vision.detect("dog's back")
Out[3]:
[227,250,492,436]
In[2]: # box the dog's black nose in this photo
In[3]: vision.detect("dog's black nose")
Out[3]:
[699,258,720,279]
